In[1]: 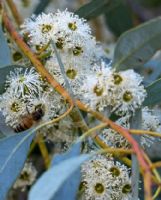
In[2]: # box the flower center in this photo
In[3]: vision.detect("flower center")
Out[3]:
[73,46,83,56]
[56,38,64,49]
[92,161,101,168]
[10,102,20,112]
[12,51,23,61]
[79,181,87,192]
[122,184,132,194]
[20,171,30,181]
[68,22,77,31]
[94,183,105,194]
[41,24,52,34]
[93,85,104,96]
[66,69,77,79]
[123,91,133,102]
[22,0,30,7]
[19,75,26,83]
[109,166,120,177]
[113,74,123,85]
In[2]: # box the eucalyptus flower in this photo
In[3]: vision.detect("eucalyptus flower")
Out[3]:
[0,90,27,129]
[5,67,42,97]
[81,155,132,200]
[13,162,37,191]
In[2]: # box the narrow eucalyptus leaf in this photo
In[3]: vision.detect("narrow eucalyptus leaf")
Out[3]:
[143,78,161,106]
[0,130,35,200]
[51,142,81,200]
[34,0,51,14]
[105,1,133,37]
[75,0,110,20]
[113,17,161,70]
[0,26,12,67]
[130,110,142,199]
[29,154,90,200]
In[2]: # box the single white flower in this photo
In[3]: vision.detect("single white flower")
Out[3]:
[106,69,147,116]
[0,90,27,129]
[81,62,112,111]
[45,55,89,97]
[54,9,92,43]
[5,67,42,97]
[21,13,57,46]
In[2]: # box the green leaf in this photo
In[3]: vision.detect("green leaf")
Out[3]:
[34,0,51,14]
[113,17,161,70]
[0,130,35,200]
[143,78,161,106]
[75,0,110,20]
[0,26,12,67]
[137,0,161,8]
[29,154,90,200]
[51,142,82,200]
[105,1,133,37]
[130,110,141,199]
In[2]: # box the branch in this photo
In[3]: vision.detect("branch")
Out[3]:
[6,0,23,26]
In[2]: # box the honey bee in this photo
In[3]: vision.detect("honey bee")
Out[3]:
[14,104,45,133]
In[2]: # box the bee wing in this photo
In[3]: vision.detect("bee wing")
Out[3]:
[0,112,15,137]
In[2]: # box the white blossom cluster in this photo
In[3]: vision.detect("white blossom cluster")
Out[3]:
[81,63,146,115]
[20,11,147,117]
[0,67,63,130]
[81,155,132,200]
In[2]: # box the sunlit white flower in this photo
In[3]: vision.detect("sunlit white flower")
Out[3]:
[45,55,89,97]
[5,67,42,97]
[81,62,112,111]
[13,162,37,191]
[81,155,132,200]
[110,179,132,200]
[21,13,57,46]
[0,90,27,128]
[111,85,146,116]
[106,69,147,116]
[82,176,111,200]
[54,9,92,44]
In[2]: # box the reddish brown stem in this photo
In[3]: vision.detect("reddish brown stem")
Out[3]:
[6,0,23,26]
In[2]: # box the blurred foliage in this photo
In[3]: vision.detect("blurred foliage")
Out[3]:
[75,0,110,20]
[136,0,161,8]
[104,0,133,36]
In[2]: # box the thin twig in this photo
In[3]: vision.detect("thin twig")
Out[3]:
[97,147,134,155]
[130,129,161,138]
[6,0,23,26]
[36,133,50,168]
